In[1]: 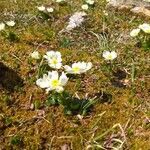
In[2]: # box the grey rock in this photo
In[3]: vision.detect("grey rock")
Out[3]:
[108,0,150,16]
[108,0,150,7]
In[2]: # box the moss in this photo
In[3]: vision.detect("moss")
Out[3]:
[0,0,150,149]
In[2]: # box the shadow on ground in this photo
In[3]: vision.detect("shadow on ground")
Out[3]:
[0,62,23,92]
[111,69,127,88]
[94,91,112,103]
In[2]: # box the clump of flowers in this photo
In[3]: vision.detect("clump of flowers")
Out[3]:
[82,0,95,10]
[86,0,95,5]
[0,21,16,29]
[66,12,87,31]
[0,21,18,42]
[37,5,54,13]
[31,50,93,115]
[37,5,54,20]
[130,23,150,50]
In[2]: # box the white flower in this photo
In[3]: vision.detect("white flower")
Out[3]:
[47,7,54,13]
[6,21,15,27]
[0,23,5,31]
[36,71,68,93]
[44,51,62,69]
[56,0,65,2]
[64,62,92,74]
[82,4,89,10]
[139,23,150,34]
[37,6,46,12]
[30,51,41,59]
[130,28,140,37]
[86,0,95,5]
[102,51,117,60]
[66,12,87,31]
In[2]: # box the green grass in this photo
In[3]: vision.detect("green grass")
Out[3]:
[0,0,150,149]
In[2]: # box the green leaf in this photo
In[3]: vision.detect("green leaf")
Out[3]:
[39,12,50,20]
[5,117,12,126]
[60,37,71,48]
[34,100,41,109]
[45,94,59,106]
[70,100,81,110]
[64,107,72,115]
[7,32,19,42]
[10,136,22,145]
[142,39,150,51]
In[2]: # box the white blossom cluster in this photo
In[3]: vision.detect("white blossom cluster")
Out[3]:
[0,21,15,31]
[31,51,92,93]
[82,0,95,10]
[130,23,150,37]
[37,6,54,13]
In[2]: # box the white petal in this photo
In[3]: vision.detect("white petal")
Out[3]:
[86,62,92,70]
[86,0,95,5]
[111,51,117,59]
[82,4,89,10]
[64,65,72,73]
[0,23,5,31]
[46,51,55,57]
[31,51,40,59]
[47,71,53,78]
[55,63,62,69]
[6,21,15,27]
[56,56,62,62]
[47,7,54,13]
[102,50,110,59]
[46,87,53,93]
[36,76,50,88]
[56,0,65,2]
[56,86,64,93]
[72,63,78,68]
[37,6,45,11]
[55,51,61,57]
[51,71,59,80]
[130,28,140,37]
[59,72,68,86]
[48,62,62,69]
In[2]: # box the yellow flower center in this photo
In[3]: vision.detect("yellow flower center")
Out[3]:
[107,54,113,60]
[52,58,58,65]
[51,79,59,88]
[73,67,80,73]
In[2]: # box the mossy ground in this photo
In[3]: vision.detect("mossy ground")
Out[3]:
[0,0,150,149]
